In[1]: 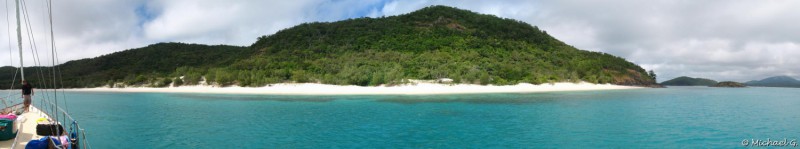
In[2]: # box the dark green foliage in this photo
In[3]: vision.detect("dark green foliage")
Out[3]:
[0,6,658,88]
[660,76,718,86]
[0,42,251,88]
[158,78,172,87]
[173,77,183,87]
[243,5,656,87]
[710,81,746,88]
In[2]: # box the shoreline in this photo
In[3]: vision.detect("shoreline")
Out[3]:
[57,82,643,95]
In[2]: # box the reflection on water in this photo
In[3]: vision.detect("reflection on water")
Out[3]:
[170,92,574,104]
[170,93,337,102]
[374,94,559,104]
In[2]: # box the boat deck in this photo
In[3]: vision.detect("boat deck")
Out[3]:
[0,106,49,149]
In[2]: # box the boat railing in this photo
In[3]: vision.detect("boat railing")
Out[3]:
[37,96,92,149]
[1,93,91,149]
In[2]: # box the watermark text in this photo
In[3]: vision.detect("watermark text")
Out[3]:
[742,138,797,147]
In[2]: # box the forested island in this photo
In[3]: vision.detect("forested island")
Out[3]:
[710,81,746,88]
[745,76,800,88]
[0,6,659,89]
[660,76,718,86]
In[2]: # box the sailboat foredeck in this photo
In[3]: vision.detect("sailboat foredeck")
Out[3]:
[0,106,51,149]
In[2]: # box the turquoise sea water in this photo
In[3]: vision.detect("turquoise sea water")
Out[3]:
[5,86,800,148]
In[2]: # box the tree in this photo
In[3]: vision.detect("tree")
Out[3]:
[648,70,657,82]
[173,78,184,87]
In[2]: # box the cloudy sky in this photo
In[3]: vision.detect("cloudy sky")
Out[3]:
[1,0,798,82]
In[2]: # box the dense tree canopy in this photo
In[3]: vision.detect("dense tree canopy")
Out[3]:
[0,5,659,89]
[660,76,717,86]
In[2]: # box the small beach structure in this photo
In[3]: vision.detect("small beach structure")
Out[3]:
[437,78,454,83]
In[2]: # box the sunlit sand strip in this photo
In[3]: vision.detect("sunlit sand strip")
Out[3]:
[63,81,643,95]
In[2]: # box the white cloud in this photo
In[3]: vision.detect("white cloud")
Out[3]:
[143,0,320,45]
[1,0,145,67]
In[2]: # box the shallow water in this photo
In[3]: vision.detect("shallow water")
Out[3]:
[4,86,800,148]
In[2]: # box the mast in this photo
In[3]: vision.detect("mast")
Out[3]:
[15,0,24,80]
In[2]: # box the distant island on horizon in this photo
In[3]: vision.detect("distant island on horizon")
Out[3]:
[660,76,718,86]
[710,81,747,88]
[745,76,800,88]
[1,6,660,89]
[661,75,800,88]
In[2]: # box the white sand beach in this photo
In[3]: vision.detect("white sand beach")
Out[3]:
[62,81,642,95]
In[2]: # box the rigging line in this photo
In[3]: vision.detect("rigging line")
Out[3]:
[0,93,21,101]
[21,0,56,122]
[51,43,70,117]
[20,0,44,91]
[40,0,49,53]
[53,44,68,113]
[45,0,65,131]
[38,0,55,114]
[5,0,13,66]
[4,0,19,106]
[3,68,18,112]
[22,1,59,131]
[20,0,43,84]
[22,2,50,117]
[18,0,40,112]
[55,55,67,112]
[30,0,60,130]
[1,70,16,113]
[20,0,51,92]
[45,0,61,116]
[19,0,46,107]
[45,0,68,114]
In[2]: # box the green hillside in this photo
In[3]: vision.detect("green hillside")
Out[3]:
[0,43,252,88]
[660,76,718,86]
[745,76,800,88]
[0,5,659,88]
